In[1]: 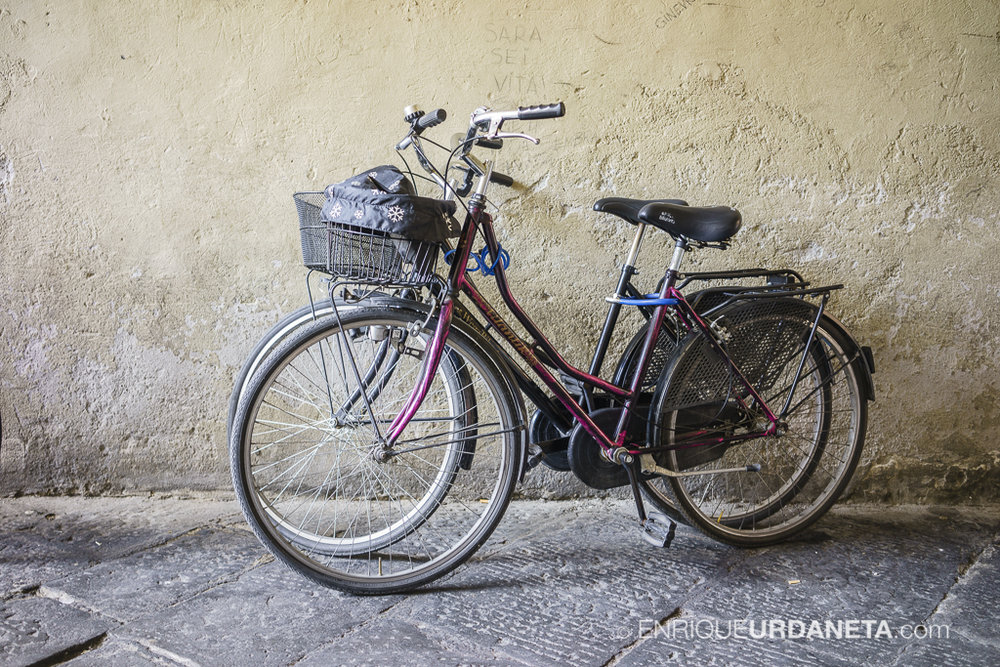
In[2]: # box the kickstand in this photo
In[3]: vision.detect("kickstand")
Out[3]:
[623,458,677,549]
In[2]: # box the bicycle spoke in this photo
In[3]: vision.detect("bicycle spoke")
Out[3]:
[232,308,519,592]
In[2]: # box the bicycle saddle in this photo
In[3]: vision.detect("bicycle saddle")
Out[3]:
[593,197,689,224]
[638,202,742,243]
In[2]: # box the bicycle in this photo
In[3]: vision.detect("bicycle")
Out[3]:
[229,102,875,594]
[226,107,760,496]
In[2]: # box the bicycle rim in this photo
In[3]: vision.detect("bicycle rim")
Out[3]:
[652,300,866,545]
[231,308,520,593]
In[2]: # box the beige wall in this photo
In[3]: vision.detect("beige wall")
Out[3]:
[1,0,998,500]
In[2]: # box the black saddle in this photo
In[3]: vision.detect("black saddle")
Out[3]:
[594,197,742,244]
[594,197,688,223]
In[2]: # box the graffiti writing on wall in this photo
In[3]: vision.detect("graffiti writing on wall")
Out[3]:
[485,23,547,95]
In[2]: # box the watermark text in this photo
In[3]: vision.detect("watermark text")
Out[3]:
[637,618,951,641]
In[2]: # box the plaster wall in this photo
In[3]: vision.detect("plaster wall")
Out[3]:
[1,0,998,500]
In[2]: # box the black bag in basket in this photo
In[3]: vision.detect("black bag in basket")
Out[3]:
[298,165,459,285]
[321,165,459,241]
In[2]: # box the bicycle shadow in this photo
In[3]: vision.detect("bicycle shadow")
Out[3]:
[418,504,999,595]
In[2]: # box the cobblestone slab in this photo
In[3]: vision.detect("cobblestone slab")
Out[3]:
[890,632,999,667]
[615,624,855,667]
[881,533,1000,666]
[40,526,264,623]
[613,506,999,666]
[0,497,997,666]
[0,596,109,667]
[117,562,399,666]
[63,638,168,666]
[0,495,240,597]
[376,500,733,666]
[913,534,1000,645]
[296,617,522,666]
[0,531,94,597]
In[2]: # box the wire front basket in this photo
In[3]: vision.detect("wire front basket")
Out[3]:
[294,192,440,287]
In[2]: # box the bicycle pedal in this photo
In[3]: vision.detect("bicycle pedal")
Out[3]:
[525,451,546,470]
[641,511,677,548]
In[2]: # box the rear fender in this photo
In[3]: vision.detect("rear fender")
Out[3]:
[818,312,876,402]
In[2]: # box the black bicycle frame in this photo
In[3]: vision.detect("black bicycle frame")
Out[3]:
[448,241,814,447]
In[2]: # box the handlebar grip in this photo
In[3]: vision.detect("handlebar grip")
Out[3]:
[417,108,447,131]
[517,102,565,120]
[490,171,514,187]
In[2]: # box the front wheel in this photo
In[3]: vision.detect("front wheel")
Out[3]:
[227,301,342,442]
[230,306,522,594]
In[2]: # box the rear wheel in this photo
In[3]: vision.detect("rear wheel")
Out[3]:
[646,299,866,546]
[230,306,521,594]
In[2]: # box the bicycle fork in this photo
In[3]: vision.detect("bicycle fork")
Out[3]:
[385,296,455,445]
[383,198,482,447]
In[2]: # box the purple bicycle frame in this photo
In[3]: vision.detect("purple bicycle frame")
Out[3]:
[386,202,779,454]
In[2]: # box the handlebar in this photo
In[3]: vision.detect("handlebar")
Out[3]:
[471,101,565,137]
[517,103,565,120]
[490,171,515,187]
[397,101,564,198]
[416,108,447,132]
[395,107,447,150]
[452,166,515,197]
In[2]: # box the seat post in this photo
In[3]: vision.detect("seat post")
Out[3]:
[624,223,647,267]
[663,237,688,290]
[587,223,648,379]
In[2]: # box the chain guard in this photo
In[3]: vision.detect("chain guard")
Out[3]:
[568,406,650,489]
[528,408,571,471]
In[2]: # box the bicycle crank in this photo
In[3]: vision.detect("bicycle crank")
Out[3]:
[568,407,647,489]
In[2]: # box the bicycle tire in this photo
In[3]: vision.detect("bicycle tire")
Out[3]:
[227,302,343,441]
[647,298,867,546]
[230,306,522,594]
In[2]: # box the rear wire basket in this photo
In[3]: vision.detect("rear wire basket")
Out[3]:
[294,192,440,286]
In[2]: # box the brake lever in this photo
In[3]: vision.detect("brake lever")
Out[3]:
[490,132,540,145]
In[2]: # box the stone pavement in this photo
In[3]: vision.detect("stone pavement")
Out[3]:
[1,495,997,666]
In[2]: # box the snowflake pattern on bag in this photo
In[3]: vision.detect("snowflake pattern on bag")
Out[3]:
[387,206,405,223]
